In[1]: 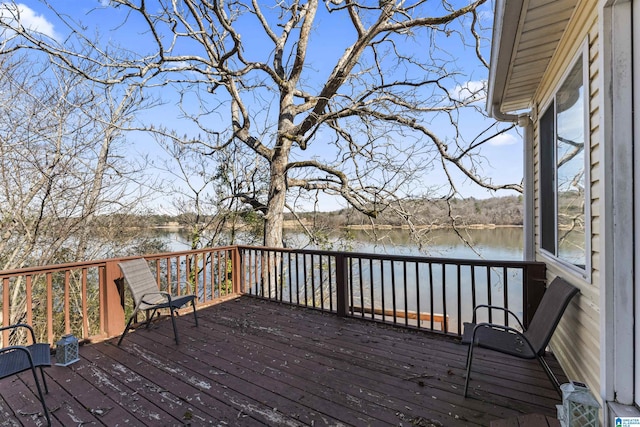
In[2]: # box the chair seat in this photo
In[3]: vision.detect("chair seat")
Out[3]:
[462,322,537,359]
[0,343,51,379]
[0,324,52,425]
[140,294,196,311]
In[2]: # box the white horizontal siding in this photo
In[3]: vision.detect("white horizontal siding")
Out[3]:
[531,2,601,398]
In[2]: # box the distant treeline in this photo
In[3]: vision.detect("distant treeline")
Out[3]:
[97,195,524,230]
[286,195,524,228]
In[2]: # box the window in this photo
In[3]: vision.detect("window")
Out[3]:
[539,55,588,271]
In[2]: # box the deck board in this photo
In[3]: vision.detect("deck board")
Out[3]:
[1,296,566,426]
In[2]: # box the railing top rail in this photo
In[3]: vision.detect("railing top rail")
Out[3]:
[141,246,237,260]
[0,246,239,278]
[0,259,112,278]
[236,245,545,268]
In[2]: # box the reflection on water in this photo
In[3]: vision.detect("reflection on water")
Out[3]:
[341,227,524,259]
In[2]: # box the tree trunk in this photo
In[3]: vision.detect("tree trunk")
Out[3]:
[263,151,288,248]
[261,150,288,297]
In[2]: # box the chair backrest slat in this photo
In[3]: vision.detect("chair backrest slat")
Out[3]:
[523,276,579,355]
[119,259,162,305]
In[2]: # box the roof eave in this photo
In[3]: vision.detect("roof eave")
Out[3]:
[486,0,526,122]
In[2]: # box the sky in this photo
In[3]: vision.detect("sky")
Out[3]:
[1,0,524,213]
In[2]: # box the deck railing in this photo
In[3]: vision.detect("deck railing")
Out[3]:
[0,245,546,346]
[237,246,546,336]
[0,247,239,346]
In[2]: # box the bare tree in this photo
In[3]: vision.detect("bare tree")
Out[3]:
[0,52,158,334]
[1,0,519,249]
[155,132,265,249]
[0,52,156,268]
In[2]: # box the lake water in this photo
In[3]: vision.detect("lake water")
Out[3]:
[161,226,525,261]
[326,227,524,259]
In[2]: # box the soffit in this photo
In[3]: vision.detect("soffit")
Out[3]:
[492,0,579,114]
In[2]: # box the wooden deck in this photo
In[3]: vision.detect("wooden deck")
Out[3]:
[1,296,566,426]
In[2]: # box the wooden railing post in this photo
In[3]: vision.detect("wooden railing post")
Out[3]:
[523,262,547,328]
[335,254,349,317]
[102,260,125,338]
[2,278,9,345]
[232,247,243,294]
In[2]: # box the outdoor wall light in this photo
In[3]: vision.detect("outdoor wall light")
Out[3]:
[557,380,600,427]
[55,334,80,366]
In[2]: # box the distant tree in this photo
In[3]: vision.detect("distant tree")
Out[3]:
[1,0,521,249]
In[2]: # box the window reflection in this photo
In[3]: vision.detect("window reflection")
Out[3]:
[555,59,585,268]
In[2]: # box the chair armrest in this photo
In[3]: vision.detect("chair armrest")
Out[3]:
[0,323,37,343]
[472,305,525,330]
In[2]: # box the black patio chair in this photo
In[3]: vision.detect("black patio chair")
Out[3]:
[118,258,198,346]
[0,323,51,426]
[462,276,579,397]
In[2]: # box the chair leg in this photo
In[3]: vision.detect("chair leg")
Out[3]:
[145,309,158,329]
[39,366,49,393]
[464,342,475,397]
[169,308,179,345]
[192,299,199,327]
[118,315,136,346]
[30,365,51,426]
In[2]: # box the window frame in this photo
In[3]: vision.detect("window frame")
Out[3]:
[538,45,591,279]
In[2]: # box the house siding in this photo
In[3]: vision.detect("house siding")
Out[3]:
[531,1,601,397]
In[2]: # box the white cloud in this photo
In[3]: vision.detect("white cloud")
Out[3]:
[0,3,59,40]
[488,133,518,147]
[166,61,191,71]
[451,80,486,103]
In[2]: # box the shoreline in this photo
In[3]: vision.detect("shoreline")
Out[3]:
[151,223,524,231]
[342,223,521,231]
